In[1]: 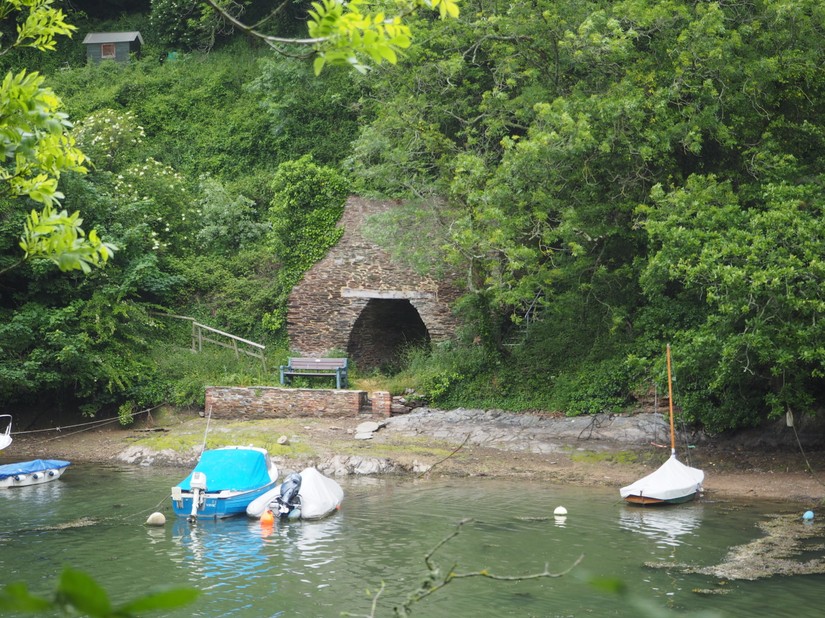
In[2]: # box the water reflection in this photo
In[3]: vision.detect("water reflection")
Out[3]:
[553,514,567,528]
[171,518,270,580]
[260,514,344,564]
[0,481,67,534]
[0,477,66,506]
[618,504,703,548]
[170,513,344,577]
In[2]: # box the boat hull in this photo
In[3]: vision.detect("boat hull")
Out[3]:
[623,491,699,505]
[0,459,71,488]
[171,482,279,519]
[620,454,704,506]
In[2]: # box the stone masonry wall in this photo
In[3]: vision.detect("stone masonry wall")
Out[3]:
[287,197,461,362]
[205,387,414,419]
[206,386,369,420]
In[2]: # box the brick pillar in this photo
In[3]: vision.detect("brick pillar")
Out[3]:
[371,391,392,417]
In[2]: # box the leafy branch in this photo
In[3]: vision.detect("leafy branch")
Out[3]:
[17,204,117,273]
[202,0,460,73]
[0,0,117,274]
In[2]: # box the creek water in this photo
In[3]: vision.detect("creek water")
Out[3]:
[0,462,822,617]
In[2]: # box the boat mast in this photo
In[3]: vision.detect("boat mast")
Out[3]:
[666,344,676,457]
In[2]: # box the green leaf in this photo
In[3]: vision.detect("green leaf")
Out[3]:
[588,576,628,594]
[117,588,200,614]
[56,568,113,616]
[0,581,54,612]
[313,55,326,76]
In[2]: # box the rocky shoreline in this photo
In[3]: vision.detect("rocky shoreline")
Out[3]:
[6,407,825,505]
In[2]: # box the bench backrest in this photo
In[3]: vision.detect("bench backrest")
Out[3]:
[288,357,347,370]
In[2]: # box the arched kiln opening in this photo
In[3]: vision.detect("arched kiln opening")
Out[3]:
[346,299,430,372]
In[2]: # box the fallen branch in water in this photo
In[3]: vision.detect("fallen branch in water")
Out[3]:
[343,518,584,617]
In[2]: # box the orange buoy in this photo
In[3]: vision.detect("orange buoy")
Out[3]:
[261,509,275,525]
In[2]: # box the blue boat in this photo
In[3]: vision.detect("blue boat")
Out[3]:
[171,447,279,521]
[0,459,71,488]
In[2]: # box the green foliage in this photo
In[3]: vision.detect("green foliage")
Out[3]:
[49,43,281,185]
[0,567,198,617]
[269,154,349,267]
[168,247,282,342]
[250,57,365,166]
[150,0,248,51]
[202,0,461,74]
[361,199,455,278]
[146,340,286,408]
[639,175,825,431]
[0,0,75,54]
[264,155,349,333]
[307,0,416,74]
[0,293,159,411]
[4,0,824,434]
[193,176,270,256]
[547,357,636,417]
[0,2,116,273]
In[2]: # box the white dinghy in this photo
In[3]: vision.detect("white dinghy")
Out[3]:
[620,345,704,505]
[247,467,343,521]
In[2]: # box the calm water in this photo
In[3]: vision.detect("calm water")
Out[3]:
[0,462,822,617]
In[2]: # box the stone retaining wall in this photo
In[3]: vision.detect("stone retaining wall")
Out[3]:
[205,386,386,419]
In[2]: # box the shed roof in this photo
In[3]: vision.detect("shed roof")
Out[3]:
[82,32,144,45]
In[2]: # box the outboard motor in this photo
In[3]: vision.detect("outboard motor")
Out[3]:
[275,473,302,520]
[188,471,207,522]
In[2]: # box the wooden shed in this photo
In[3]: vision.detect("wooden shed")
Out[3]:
[82,32,143,64]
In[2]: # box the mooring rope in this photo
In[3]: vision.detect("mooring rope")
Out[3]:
[10,404,166,443]
[198,404,212,457]
[789,414,825,490]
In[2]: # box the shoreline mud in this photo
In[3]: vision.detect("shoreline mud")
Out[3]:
[4,408,825,506]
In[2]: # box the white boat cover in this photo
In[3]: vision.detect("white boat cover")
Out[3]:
[0,415,12,451]
[620,454,704,502]
[247,467,343,520]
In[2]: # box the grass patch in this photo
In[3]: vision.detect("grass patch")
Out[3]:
[569,450,642,465]
[347,438,459,460]
[130,418,316,458]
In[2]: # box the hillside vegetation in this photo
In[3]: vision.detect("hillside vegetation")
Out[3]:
[0,0,823,433]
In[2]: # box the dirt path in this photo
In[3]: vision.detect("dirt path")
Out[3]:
[5,409,825,506]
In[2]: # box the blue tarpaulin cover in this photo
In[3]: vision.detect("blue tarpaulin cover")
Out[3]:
[0,459,71,480]
[177,448,272,492]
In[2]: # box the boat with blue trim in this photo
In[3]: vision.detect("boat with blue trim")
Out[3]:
[171,446,279,521]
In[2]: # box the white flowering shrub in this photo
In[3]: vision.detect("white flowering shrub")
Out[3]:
[113,158,194,251]
[72,109,146,172]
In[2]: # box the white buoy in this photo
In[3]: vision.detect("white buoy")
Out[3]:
[146,512,166,526]
[553,506,568,516]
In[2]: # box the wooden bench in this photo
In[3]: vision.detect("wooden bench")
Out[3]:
[279,357,349,389]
